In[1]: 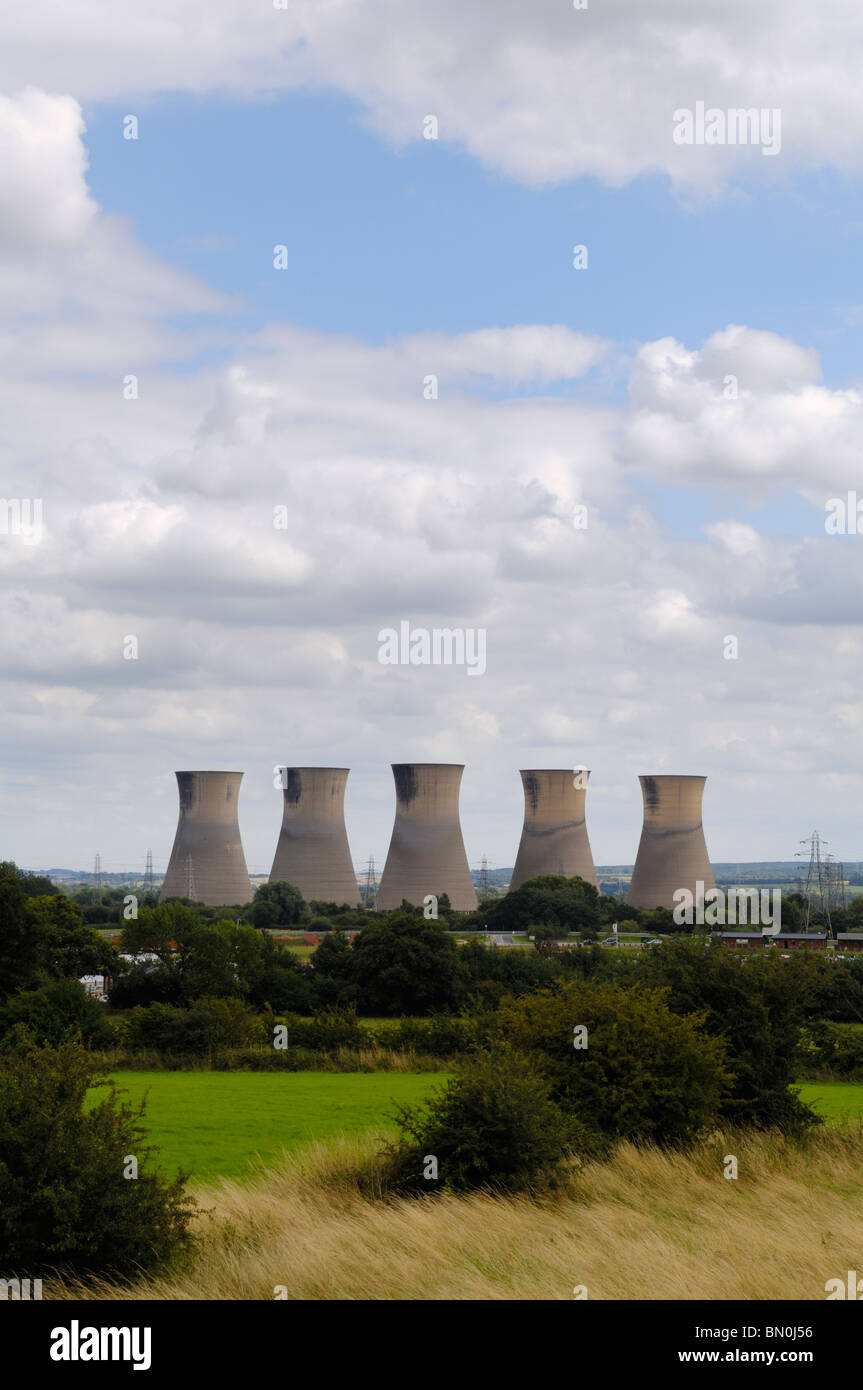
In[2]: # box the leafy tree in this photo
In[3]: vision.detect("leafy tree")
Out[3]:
[0,978,113,1048]
[311,929,358,1008]
[11,865,56,898]
[248,880,308,929]
[636,940,820,1133]
[247,934,315,1012]
[530,921,561,944]
[0,1029,195,1277]
[117,905,268,1004]
[26,894,116,979]
[0,861,45,999]
[498,980,730,1147]
[486,875,601,935]
[383,1046,577,1193]
[351,912,463,1015]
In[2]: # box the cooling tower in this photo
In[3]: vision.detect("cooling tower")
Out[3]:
[269,767,360,905]
[626,775,715,910]
[159,771,253,906]
[376,763,478,912]
[509,769,598,891]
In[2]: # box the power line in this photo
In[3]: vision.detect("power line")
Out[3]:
[361,855,377,908]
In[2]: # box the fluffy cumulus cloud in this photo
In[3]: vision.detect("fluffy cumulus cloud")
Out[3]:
[2,2,863,190]
[0,87,96,246]
[2,257,860,868]
[2,45,863,871]
[625,326,862,490]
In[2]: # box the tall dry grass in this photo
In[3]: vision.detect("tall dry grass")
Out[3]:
[46,1125,863,1301]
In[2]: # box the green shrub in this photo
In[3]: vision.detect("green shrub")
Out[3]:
[307,917,333,933]
[0,1029,195,1278]
[385,1013,479,1056]
[0,978,113,1048]
[122,997,269,1053]
[498,981,731,1146]
[383,1046,577,1193]
[637,941,822,1133]
[796,1020,863,1078]
[276,1008,366,1051]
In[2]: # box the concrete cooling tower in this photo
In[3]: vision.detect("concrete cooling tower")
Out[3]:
[509,769,598,891]
[626,774,715,910]
[376,763,478,912]
[159,771,252,906]
[269,767,360,905]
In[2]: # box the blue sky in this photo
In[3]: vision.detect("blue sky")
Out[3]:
[82,93,862,383]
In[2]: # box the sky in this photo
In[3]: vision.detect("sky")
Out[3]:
[1,0,863,875]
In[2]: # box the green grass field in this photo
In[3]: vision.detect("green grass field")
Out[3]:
[795,1080,863,1122]
[87,1072,446,1183]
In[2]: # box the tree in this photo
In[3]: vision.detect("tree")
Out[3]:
[0,862,45,999]
[248,880,308,929]
[311,929,357,1008]
[0,978,112,1048]
[12,865,56,898]
[530,921,561,944]
[636,939,821,1133]
[383,1046,576,1193]
[498,980,730,1147]
[26,895,116,979]
[247,934,315,1012]
[486,875,601,935]
[0,1029,195,1277]
[351,912,463,1015]
[117,905,268,1004]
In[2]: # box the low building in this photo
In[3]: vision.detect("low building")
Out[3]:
[714,931,828,950]
[836,933,863,952]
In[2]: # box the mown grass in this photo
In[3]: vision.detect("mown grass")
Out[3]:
[795,1080,863,1121]
[47,1123,863,1301]
[85,1071,447,1182]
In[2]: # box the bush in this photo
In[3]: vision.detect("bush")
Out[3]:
[385,1013,479,1056]
[307,917,333,933]
[637,941,821,1133]
[498,981,731,1146]
[121,997,270,1054]
[0,1029,195,1278]
[383,1046,577,1192]
[796,1020,863,1078]
[0,978,113,1048]
[276,1008,366,1051]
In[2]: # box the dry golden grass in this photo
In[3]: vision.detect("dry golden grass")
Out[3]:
[47,1126,863,1301]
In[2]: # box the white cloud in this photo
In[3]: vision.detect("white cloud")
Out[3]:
[0,87,96,246]
[1,119,862,868]
[4,3,863,191]
[625,326,862,487]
